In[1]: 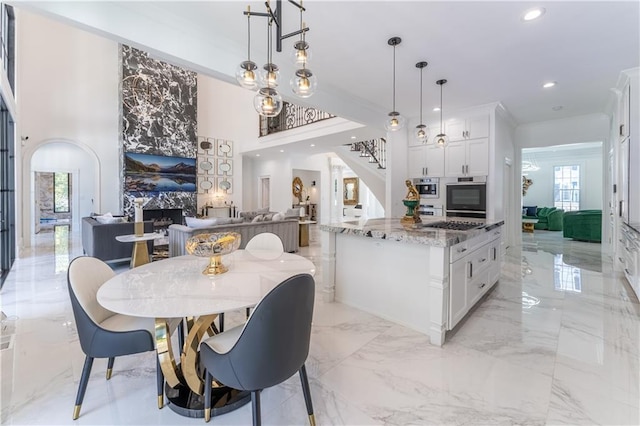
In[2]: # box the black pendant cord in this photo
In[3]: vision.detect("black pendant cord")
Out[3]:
[247,6,252,62]
[392,44,397,112]
[439,83,443,134]
[419,68,423,125]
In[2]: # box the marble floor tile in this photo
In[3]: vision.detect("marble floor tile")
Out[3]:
[1,225,639,425]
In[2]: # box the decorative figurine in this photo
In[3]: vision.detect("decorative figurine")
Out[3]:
[401,179,422,225]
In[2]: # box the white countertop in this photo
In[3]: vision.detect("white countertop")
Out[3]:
[97,250,315,318]
[320,217,504,248]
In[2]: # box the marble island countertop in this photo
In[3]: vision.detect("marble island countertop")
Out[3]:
[320,217,504,248]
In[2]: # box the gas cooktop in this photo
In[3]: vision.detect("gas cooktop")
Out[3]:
[422,221,484,231]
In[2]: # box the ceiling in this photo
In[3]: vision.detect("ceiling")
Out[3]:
[17,1,640,155]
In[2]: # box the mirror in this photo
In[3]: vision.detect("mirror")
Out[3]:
[343,177,359,205]
[292,177,304,202]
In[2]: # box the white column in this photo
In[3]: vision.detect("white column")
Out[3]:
[385,127,409,218]
[428,245,449,346]
[320,229,336,302]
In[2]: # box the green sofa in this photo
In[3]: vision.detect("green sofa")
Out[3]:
[563,210,602,242]
[522,206,564,231]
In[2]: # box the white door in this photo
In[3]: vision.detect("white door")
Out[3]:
[425,145,445,177]
[445,141,466,177]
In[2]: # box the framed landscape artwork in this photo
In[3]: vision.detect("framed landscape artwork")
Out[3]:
[124,152,197,192]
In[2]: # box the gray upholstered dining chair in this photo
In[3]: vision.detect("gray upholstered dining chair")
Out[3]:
[244,232,284,257]
[200,273,316,426]
[67,256,165,420]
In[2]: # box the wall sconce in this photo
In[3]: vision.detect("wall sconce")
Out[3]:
[311,180,316,186]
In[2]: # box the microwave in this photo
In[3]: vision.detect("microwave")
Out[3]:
[446,183,486,218]
[413,178,439,199]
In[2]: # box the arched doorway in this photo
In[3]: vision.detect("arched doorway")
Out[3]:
[23,139,101,247]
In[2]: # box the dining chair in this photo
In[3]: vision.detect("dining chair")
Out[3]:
[244,232,284,258]
[67,256,166,420]
[200,273,316,425]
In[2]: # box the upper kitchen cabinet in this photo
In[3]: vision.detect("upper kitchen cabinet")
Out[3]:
[444,138,489,177]
[408,143,445,177]
[619,81,631,142]
[445,115,489,142]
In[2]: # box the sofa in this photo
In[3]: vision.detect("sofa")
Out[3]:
[168,216,299,257]
[522,206,564,231]
[563,210,602,242]
[81,217,155,262]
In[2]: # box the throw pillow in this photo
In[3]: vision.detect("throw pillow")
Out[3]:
[231,217,244,224]
[257,207,270,214]
[263,213,274,221]
[215,217,233,225]
[524,206,537,217]
[284,208,300,219]
[272,212,284,221]
[251,214,264,223]
[185,217,218,228]
[94,212,127,224]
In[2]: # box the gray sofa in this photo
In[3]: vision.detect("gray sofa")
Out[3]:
[168,218,299,257]
[81,217,155,262]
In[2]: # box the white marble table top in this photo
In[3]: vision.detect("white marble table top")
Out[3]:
[115,232,164,243]
[522,218,539,224]
[97,251,316,318]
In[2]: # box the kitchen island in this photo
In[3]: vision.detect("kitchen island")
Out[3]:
[320,217,504,346]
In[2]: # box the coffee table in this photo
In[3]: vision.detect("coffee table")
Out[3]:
[115,232,163,268]
[522,218,539,233]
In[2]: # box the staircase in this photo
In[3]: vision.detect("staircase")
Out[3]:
[336,138,387,207]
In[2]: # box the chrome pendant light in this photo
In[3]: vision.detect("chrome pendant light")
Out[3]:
[415,61,429,143]
[235,5,258,90]
[254,17,283,117]
[384,37,405,132]
[259,17,279,87]
[435,79,449,147]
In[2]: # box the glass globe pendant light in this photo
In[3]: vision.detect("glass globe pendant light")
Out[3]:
[254,18,282,116]
[435,79,449,147]
[415,61,429,143]
[235,6,258,90]
[290,4,317,98]
[384,37,405,132]
[259,18,279,87]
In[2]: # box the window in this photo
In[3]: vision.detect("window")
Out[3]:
[53,172,70,213]
[554,165,580,211]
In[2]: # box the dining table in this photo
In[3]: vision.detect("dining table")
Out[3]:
[97,249,316,418]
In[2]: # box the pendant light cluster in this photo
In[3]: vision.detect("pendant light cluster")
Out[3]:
[237,0,317,117]
[383,36,449,147]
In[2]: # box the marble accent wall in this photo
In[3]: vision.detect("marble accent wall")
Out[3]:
[121,45,197,218]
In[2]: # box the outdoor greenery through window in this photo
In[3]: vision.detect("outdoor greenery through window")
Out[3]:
[554,165,580,211]
[54,172,70,213]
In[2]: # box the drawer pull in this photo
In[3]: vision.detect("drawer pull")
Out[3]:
[624,268,631,275]
[469,262,473,278]
[479,283,486,289]
[458,247,467,253]
[479,258,487,263]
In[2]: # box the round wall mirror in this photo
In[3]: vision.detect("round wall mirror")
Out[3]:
[292,177,303,202]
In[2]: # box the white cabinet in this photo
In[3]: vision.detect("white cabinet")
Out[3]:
[448,227,502,329]
[620,224,640,299]
[444,138,489,177]
[619,82,630,142]
[408,145,445,177]
[445,116,489,142]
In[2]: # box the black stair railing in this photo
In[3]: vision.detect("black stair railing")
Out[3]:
[348,138,386,169]
[259,102,335,137]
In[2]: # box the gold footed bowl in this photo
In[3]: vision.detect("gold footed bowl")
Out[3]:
[185,232,241,275]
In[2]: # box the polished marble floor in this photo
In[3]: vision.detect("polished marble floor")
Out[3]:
[1,226,639,425]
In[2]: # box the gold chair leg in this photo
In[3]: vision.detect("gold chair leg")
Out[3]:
[158,395,164,409]
[106,368,113,380]
[309,414,317,426]
[73,405,81,420]
[204,407,211,422]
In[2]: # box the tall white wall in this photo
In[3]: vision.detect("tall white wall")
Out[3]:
[196,73,256,211]
[17,10,120,245]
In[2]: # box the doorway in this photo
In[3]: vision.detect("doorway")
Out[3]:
[260,176,270,209]
[33,171,73,233]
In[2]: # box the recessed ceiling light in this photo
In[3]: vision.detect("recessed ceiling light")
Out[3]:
[543,81,556,88]
[552,105,563,111]
[255,154,260,157]
[522,7,545,21]
[310,144,315,147]
[350,136,356,139]
[279,149,284,153]
[433,107,441,112]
